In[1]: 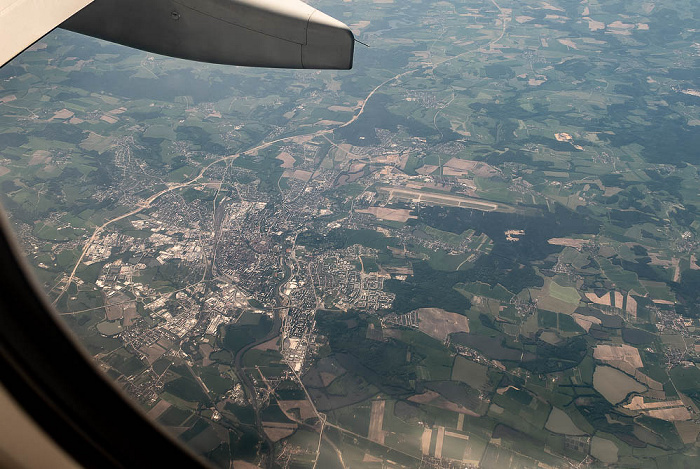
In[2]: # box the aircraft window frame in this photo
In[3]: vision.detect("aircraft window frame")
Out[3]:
[3,0,700,466]
[0,212,208,469]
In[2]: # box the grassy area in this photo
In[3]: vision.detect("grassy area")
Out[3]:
[164,376,208,403]
[549,281,581,305]
[455,282,514,302]
[198,365,233,395]
[157,406,192,426]
[451,356,491,391]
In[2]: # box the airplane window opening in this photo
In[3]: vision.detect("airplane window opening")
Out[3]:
[0,0,699,468]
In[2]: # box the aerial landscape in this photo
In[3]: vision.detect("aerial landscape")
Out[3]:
[1,0,699,467]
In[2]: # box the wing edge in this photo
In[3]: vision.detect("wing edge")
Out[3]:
[0,0,93,68]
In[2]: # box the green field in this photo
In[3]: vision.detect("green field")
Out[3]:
[549,281,581,305]
[451,356,491,392]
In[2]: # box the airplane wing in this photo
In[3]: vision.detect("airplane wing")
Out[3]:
[0,0,354,70]
[0,0,94,68]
